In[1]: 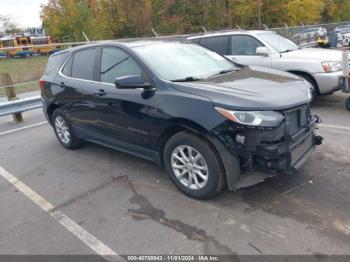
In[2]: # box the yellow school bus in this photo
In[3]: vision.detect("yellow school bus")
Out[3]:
[0,36,33,57]
[0,40,6,57]
[30,36,54,55]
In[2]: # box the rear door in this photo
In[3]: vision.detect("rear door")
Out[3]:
[57,47,100,134]
[227,35,272,67]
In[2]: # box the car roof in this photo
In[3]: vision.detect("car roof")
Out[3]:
[186,30,274,39]
[57,37,189,55]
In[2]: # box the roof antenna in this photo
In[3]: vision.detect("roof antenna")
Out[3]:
[201,26,208,33]
[151,28,159,37]
[82,31,90,42]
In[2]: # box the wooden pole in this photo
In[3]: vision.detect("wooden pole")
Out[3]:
[257,0,262,30]
[0,73,23,122]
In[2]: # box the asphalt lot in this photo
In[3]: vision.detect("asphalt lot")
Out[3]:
[0,91,349,260]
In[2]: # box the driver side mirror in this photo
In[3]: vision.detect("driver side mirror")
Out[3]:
[114,75,151,89]
[256,46,269,56]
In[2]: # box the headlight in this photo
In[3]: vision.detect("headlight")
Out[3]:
[215,107,284,127]
[321,61,342,73]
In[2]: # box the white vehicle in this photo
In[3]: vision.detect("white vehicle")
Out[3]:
[187,30,346,98]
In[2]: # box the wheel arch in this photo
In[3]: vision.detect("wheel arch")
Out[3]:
[157,119,209,166]
[46,103,60,125]
[157,119,241,190]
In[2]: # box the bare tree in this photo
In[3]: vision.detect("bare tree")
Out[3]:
[0,15,22,35]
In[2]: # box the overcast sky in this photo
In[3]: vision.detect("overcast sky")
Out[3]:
[1,0,48,28]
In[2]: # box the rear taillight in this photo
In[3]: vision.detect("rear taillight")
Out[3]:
[39,79,45,90]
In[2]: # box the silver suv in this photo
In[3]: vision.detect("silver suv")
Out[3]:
[187,30,346,98]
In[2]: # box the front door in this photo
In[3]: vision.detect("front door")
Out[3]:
[226,35,272,67]
[94,46,154,150]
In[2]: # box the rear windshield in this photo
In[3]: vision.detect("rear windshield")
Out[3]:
[44,52,69,76]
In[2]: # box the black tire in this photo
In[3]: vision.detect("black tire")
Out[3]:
[163,131,227,199]
[296,73,318,101]
[52,109,82,149]
[345,97,350,111]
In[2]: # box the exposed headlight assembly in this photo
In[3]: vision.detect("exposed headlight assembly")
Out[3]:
[321,61,343,73]
[215,107,284,127]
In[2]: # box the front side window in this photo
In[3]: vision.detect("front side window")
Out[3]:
[199,36,229,55]
[100,47,141,84]
[134,42,238,81]
[71,48,97,80]
[230,35,263,55]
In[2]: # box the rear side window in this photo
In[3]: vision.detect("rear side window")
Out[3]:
[100,47,141,83]
[199,36,229,55]
[71,48,97,80]
[44,52,69,76]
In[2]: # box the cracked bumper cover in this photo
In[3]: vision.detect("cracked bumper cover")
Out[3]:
[210,108,322,190]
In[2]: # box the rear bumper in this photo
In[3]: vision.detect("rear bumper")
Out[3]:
[313,71,343,94]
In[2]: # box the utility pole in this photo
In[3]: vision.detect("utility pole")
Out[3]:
[257,0,262,29]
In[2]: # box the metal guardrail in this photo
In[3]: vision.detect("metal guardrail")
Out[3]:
[0,96,42,117]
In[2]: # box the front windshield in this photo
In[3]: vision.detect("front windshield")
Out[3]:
[133,42,238,81]
[259,32,299,53]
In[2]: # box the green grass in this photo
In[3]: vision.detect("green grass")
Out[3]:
[0,56,48,96]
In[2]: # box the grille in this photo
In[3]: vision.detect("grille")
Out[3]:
[283,105,309,135]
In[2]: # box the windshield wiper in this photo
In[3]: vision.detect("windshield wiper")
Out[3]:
[210,68,235,77]
[171,76,202,82]
[280,49,295,53]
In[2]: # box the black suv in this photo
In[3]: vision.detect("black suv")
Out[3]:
[40,40,322,199]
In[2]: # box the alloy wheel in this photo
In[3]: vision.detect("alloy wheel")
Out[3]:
[54,116,71,145]
[171,145,209,190]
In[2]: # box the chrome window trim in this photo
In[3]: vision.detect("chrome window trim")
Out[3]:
[57,46,156,91]
[58,52,115,86]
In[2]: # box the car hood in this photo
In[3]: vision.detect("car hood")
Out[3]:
[282,48,342,61]
[171,66,311,111]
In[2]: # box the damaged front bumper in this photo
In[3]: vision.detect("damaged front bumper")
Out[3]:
[211,104,323,190]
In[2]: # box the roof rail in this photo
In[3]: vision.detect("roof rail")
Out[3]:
[184,28,244,38]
